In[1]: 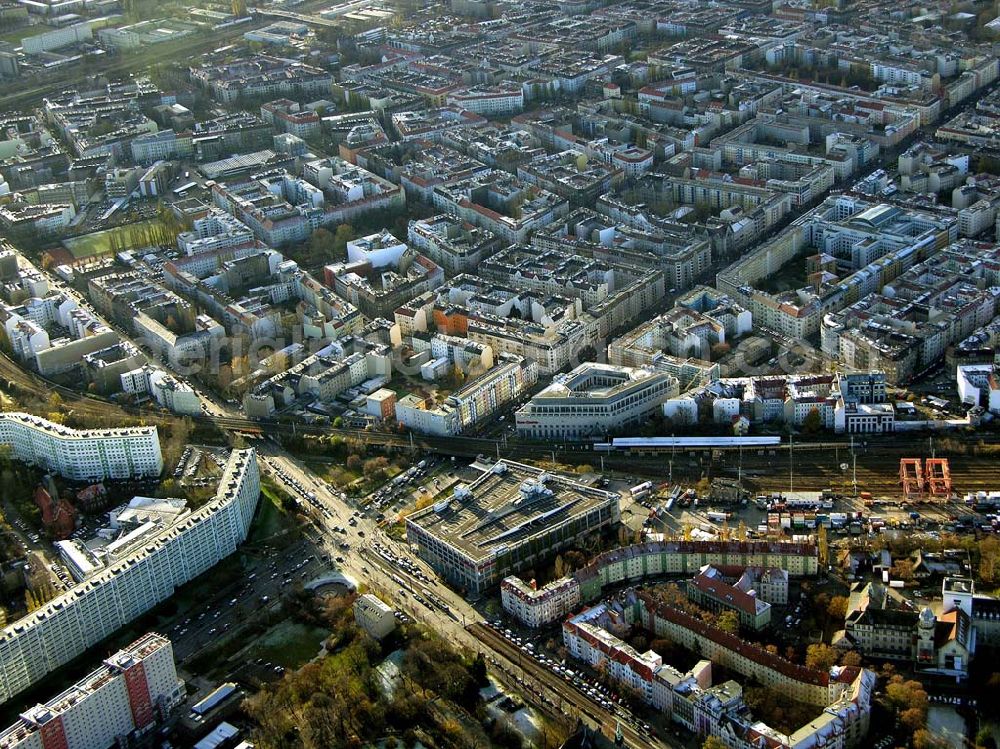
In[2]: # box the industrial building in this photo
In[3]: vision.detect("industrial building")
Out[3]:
[406,460,621,593]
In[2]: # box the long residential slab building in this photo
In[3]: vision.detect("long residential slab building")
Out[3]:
[0,450,260,704]
[0,413,163,482]
[0,633,184,749]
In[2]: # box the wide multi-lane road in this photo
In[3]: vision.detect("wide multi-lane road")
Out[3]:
[256,444,682,748]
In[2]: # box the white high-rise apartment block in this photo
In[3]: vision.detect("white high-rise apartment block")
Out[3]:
[0,413,163,482]
[0,633,184,749]
[0,450,260,705]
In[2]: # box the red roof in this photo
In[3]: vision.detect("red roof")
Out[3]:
[638,592,830,687]
[691,571,763,617]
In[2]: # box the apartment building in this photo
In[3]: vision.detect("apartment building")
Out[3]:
[717,197,958,340]
[130,129,194,165]
[820,242,1000,384]
[608,312,732,391]
[244,335,392,416]
[466,314,592,377]
[446,86,524,116]
[637,170,794,247]
[583,199,714,289]
[957,364,1000,414]
[190,55,332,104]
[260,99,321,138]
[120,365,201,416]
[0,201,76,236]
[517,150,622,207]
[176,211,256,257]
[21,21,92,54]
[688,565,772,631]
[0,450,259,704]
[515,363,679,441]
[426,333,493,372]
[562,595,875,749]
[81,341,146,394]
[395,354,538,436]
[734,566,789,606]
[0,634,184,749]
[484,241,664,339]
[842,577,978,679]
[2,292,119,377]
[431,173,568,244]
[500,576,582,628]
[843,582,920,661]
[390,107,489,142]
[834,399,894,434]
[0,413,162,482]
[326,253,444,320]
[502,540,818,628]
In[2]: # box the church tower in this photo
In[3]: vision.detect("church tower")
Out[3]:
[916,606,936,664]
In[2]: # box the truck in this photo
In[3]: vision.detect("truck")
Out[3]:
[707,511,732,523]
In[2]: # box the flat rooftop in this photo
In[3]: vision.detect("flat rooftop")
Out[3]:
[407,460,618,563]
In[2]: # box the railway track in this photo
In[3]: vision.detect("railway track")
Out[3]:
[709,445,1000,495]
[467,622,678,749]
[0,343,997,496]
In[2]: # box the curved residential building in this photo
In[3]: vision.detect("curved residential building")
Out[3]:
[0,449,260,705]
[0,413,163,482]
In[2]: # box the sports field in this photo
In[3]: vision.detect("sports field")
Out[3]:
[62,218,170,259]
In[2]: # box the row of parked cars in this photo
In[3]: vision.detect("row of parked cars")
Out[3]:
[369,457,442,515]
[483,621,654,735]
[269,463,333,520]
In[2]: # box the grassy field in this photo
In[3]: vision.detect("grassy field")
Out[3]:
[62,219,168,259]
[247,482,298,546]
[246,620,328,669]
[0,26,29,46]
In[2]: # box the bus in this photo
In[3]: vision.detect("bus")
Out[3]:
[631,481,653,499]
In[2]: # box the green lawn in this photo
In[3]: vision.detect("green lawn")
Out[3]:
[246,620,328,669]
[247,483,297,546]
[0,26,29,46]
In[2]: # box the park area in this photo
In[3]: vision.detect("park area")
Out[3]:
[243,620,329,670]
